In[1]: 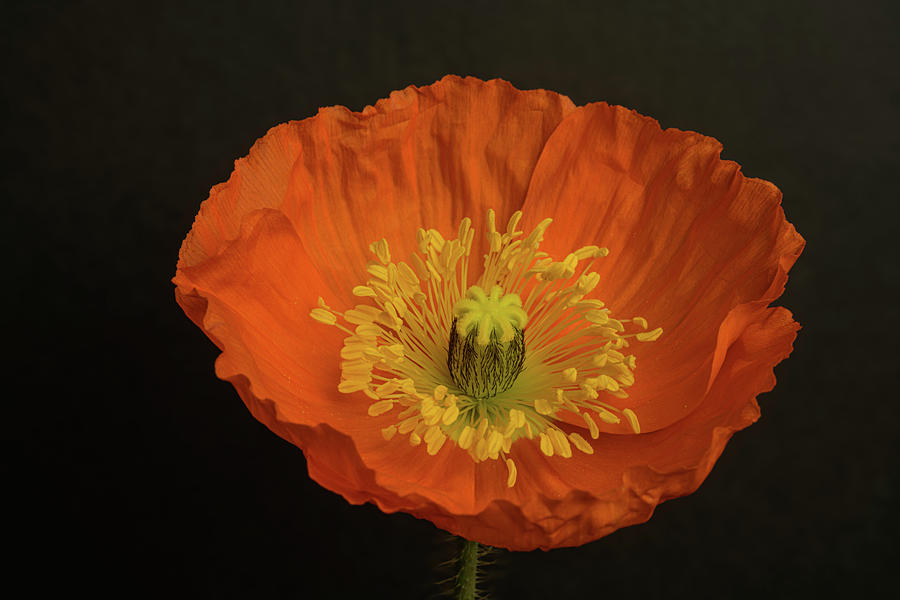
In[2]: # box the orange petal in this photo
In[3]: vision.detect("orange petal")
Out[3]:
[177,123,305,270]
[522,102,804,432]
[175,210,344,426]
[278,75,576,299]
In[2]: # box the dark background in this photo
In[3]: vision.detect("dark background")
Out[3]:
[6,1,898,597]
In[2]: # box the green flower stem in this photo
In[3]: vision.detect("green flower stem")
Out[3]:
[455,539,479,600]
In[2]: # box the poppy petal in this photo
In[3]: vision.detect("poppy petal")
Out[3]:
[175,210,343,426]
[277,75,576,300]
[521,103,804,433]
[178,123,305,269]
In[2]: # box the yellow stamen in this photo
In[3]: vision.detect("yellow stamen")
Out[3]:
[310,209,661,487]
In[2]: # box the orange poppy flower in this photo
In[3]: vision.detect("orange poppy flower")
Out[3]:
[173,75,803,551]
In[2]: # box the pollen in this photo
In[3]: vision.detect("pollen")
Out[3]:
[310,209,661,487]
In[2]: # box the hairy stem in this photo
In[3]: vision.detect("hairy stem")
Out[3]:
[455,539,479,600]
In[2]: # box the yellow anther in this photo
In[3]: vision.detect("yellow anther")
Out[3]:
[416,228,429,254]
[339,346,362,360]
[396,261,419,286]
[474,437,488,461]
[354,323,380,337]
[505,458,518,488]
[601,375,620,392]
[422,406,443,426]
[458,217,471,244]
[581,383,599,400]
[489,231,502,253]
[597,409,620,424]
[426,429,447,455]
[586,309,609,324]
[366,262,388,281]
[562,367,578,383]
[577,299,605,310]
[398,415,419,435]
[344,307,374,325]
[369,238,391,264]
[534,397,553,415]
[623,408,640,433]
[573,245,607,260]
[524,218,553,248]
[606,318,625,332]
[381,425,397,441]
[442,404,460,425]
[506,211,523,236]
[547,428,572,458]
[352,285,376,297]
[539,433,554,457]
[361,347,383,362]
[428,229,445,250]
[485,429,502,454]
[545,256,577,280]
[576,272,600,294]
[583,412,600,439]
[397,405,417,420]
[375,380,399,396]
[458,425,476,450]
[368,400,394,417]
[381,344,404,360]
[410,253,430,281]
[338,380,368,393]
[388,298,406,319]
[636,327,663,342]
[607,349,625,363]
[568,432,594,455]
[309,308,337,325]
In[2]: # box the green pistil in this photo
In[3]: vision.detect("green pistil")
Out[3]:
[448,285,527,399]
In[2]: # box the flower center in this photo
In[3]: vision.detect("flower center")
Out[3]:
[310,209,662,487]
[448,285,527,399]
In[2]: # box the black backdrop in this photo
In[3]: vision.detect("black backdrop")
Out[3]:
[6,1,898,597]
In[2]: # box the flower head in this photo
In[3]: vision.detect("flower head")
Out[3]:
[174,76,804,550]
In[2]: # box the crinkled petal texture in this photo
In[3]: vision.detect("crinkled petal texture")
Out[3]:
[174,76,804,551]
